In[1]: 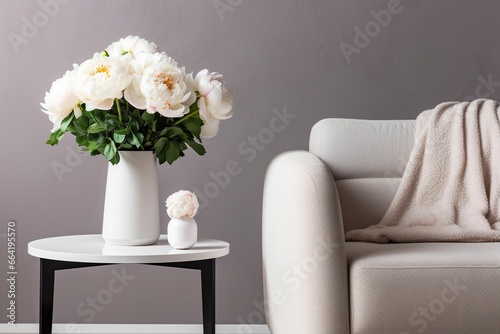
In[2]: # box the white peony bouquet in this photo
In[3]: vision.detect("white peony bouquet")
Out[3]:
[42,36,233,165]
[166,190,199,219]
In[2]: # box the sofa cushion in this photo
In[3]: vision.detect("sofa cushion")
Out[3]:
[309,118,415,180]
[336,178,401,231]
[347,242,500,334]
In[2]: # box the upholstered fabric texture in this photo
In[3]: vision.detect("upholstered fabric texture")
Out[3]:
[262,151,350,334]
[348,242,500,334]
[309,118,415,231]
[347,100,500,242]
[309,118,416,180]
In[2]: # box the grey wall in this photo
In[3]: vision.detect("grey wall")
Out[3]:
[2,0,500,326]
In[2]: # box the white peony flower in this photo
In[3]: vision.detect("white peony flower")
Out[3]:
[191,69,233,138]
[73,57,131,111]
[140,62,195,117]
[41,66,82,131]
[124,52,178,110]
[166,190,199,219]
[105,35,158,61]
[200,118,220,139]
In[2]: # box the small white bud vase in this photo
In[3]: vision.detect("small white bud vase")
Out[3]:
[167,217,198,249]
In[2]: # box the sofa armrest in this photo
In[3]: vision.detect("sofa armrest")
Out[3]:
[262,150,350,334]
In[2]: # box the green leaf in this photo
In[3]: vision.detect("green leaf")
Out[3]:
[159,126,187,140]
[96,109,107,122]
[135,132,144,144]
[120,143,132,149]
[87,123,106,134]
[114,126,131,135]
[126,132,141,148]
[157,150,167,165]
[186,140,206,156]
[113,133,126,143]
[76,135,89,147]
[166,127,184,138]
[158,127,169,137]
[166,142,181,165]
[87,109,104,124]
[87,133,104,144]
[88,140,106,153]
[105,114,120,128]
[141,112,156,124]
[74,115,89,132]
[103,141,117,161]
[129,109,143,129]
[130,120,140,133]
[46,130,64,146]
[184,117,203,139]
[109,152,120,165]
[154,137,167,153]
[60,112,75,132]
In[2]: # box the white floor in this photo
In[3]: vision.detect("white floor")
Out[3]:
[0,324,270,334]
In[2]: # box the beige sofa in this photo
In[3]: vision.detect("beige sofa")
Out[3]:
[262,118,500,334]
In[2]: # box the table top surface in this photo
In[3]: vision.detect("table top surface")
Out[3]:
[28,235,230,263]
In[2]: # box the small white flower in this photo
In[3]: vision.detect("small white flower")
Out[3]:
[166,190,199,219]
[124,52,177,110]
[41,66,81,131]
[73,57,131,111]
[191,69,233,138]
[105,35,158,60]
[141,62,195,117]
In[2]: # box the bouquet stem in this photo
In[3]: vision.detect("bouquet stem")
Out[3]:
[173,109,199,126]
[115,99,122,122]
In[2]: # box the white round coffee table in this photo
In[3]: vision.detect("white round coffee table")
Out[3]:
[28,234,230,334]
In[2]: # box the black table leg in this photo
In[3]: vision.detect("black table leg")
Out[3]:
[40,259,56,334]
[201,259,216,334]
[38,260,106,334]
[38,258,218,334]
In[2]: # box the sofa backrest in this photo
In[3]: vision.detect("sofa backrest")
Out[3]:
[309,118,416,231]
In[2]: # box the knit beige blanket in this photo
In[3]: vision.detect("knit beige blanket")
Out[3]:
[346,99,500,243]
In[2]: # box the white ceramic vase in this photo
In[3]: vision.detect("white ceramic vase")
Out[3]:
[102,151,160,246]
[167,217,198,249]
